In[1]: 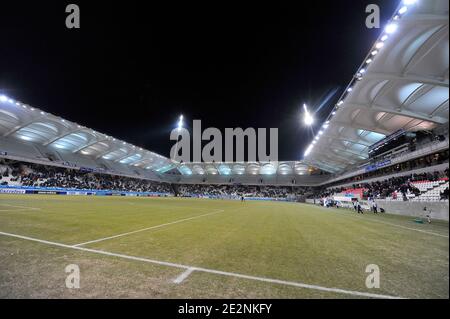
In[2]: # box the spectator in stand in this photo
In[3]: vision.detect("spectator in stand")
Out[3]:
[441,187,449,200]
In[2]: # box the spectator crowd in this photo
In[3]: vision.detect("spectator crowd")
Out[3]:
[0,159,173,194]
[0,158,448,201]
[176,184,308,199]
[317,169,449,201]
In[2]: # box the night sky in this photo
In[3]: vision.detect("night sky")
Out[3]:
[0,1,398,161]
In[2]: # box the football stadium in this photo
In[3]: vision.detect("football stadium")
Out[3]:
[0,1,449,301]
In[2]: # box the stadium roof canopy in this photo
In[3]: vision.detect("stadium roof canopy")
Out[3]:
[176,161,311,176]
[0,97,175,173]
[1,0,448,178]
[304,0,449,174]
[0,98,314,176]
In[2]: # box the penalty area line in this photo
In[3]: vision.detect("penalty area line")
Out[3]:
[0,230,404,299]
[72,209,225,247]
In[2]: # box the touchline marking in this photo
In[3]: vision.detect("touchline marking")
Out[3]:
[358,217,449,238]
[0,230,404,299]
[173,267,196,284]
[0,209,37,212]
[72,209,225,247]
[314,205,448,238]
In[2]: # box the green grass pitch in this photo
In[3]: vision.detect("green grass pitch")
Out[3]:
[0,194,448,299]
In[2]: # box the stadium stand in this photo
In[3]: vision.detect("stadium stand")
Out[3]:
[0,159,173,194]
[1,154,447,203]
[317,169,449,202]
[175,183,308,199]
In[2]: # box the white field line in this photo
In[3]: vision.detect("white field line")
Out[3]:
[313,205,449,238]
[0,204,41,212]
[0,209,36,212]
[355,216,449,238]
[173,267,196,284]
[0,230,404,299]
[72,209,225,247]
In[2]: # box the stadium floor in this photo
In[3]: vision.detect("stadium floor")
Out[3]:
[0,194,448,299]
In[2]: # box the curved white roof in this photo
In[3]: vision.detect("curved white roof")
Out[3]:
[1,1,448,178]
[0,96,175,173]
[176,161,312,176]
[304,0,449,173]
[0,96,315,177]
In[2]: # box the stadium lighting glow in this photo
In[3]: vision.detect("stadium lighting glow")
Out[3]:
[359,68,366,74]
[385,23,398,34]
[347,87,353,92]
[371,50,378,56]
[403,0,417,5]
[0,95,8,102]
[375,42,384,49]
[302,104,314,126]
[177,115,184,130]
[337,100,344,106]
[381,35,388,42]
[8,99,14,103]
[399,6,408,14]
[304,144,314,157]
[366,58,372,64]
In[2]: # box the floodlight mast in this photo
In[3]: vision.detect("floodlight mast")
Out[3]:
[303,104,314,126]
[177,115,183,130]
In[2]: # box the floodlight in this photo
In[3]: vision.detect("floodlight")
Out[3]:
[399,6,408,14]
[302,104,314,126]
[177,114,184,130]
[385,23,398,34]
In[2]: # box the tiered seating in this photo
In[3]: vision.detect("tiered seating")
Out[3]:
[410,179,449,202]
[0,175,23,186]
[385,191,405,201]
[0,159,174,193]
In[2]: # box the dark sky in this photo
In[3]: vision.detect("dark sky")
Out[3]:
[0,1,398,161]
